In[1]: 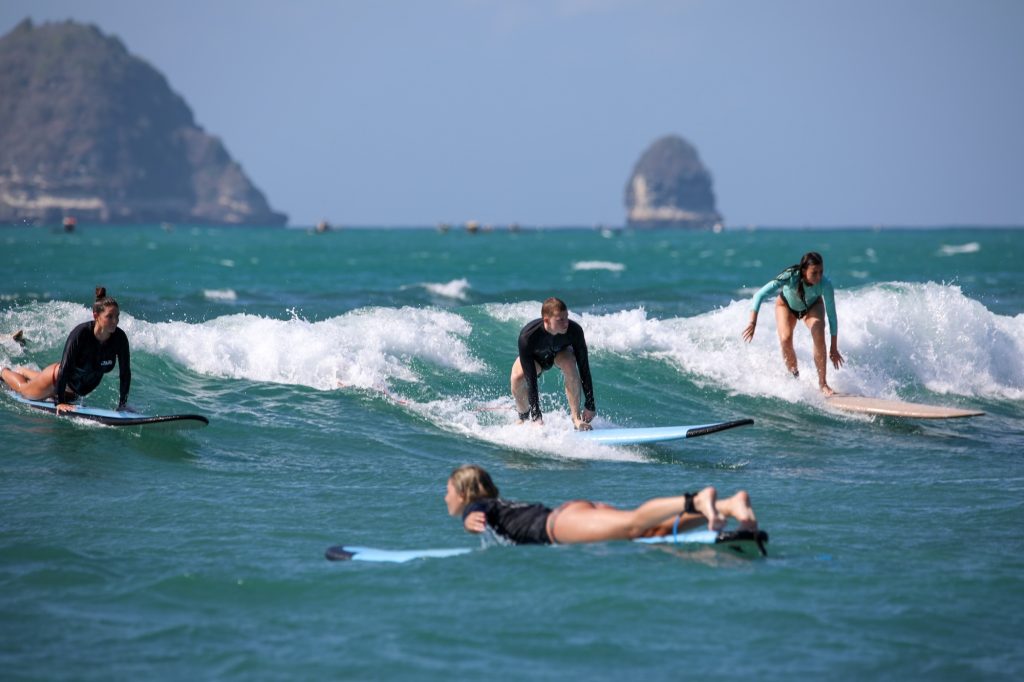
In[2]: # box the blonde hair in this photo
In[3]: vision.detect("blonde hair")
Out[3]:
[449,464,499,505]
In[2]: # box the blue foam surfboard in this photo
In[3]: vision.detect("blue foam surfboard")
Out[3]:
[4,388,208,429]
[574,418,753,445]
[325,528,768,563]
[325,546,475,563]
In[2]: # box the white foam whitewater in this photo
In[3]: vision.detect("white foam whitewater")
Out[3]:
[203,289,238,302]
[400,396,647,463]
[126,306,485,392]
[418,278,471,300]
[2,303,486,393]
[572,261,625,272]
[937,242,981,256]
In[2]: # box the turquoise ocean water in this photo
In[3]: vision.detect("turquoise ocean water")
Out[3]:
[2,225,1023,680]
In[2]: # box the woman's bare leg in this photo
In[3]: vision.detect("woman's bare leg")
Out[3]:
[646,490,759,535]
[549,487,724,544]
[774,298,799,376]
[2,363,59,400]
[714,490,758,530]
[14,366,42,380]
[803,299,832,395]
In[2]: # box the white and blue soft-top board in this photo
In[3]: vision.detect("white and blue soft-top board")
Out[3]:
[325,528,768,563]
[4,388,208,428]
[574,418,753,445]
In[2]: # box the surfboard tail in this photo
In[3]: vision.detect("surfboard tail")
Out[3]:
[715,529,769,557]
[575,418,754,445]
[685,418,755,438]
[634,528,769,557]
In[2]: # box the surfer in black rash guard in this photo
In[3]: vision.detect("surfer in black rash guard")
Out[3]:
[445,465,759,545]
[512,297,596,430]
[2,287,131,414]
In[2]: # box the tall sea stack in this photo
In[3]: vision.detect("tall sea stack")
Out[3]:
[0,19,287,226]
[624,135,722,229]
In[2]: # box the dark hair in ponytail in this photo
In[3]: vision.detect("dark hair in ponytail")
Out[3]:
[775,252,823,307]
[93,286,119,314]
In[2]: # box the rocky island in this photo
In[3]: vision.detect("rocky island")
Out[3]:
[625,135,722,229]
[0,19,286,226]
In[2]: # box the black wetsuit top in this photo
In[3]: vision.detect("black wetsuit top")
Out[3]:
[517,318,595,421]
[55,322,131,407]
[463,498,553,545]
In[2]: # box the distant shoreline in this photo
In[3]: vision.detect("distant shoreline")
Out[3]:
[2,222,1022,231]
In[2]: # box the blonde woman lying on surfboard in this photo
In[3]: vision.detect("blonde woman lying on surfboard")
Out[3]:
[445,465,758,546]
[742,251,844,396]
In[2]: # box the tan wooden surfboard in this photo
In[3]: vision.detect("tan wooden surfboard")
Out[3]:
[826,394,984,419]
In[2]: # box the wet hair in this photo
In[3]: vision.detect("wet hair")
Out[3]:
[93,286,119,314]
[541,297,568,319]
[449,464,500,505]
[775,252,823,308]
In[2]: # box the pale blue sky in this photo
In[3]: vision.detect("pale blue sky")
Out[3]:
[2,0,1022,227]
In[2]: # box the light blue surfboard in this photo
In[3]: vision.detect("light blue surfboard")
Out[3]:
[574,418,753,445]
[4,388,208,428]
[325,546,475,563]
[325,528,768,563]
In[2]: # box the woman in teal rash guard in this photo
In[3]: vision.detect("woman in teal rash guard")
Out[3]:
[742,251,844,395]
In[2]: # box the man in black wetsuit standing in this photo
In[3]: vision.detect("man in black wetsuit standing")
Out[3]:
[511,297,596,431]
